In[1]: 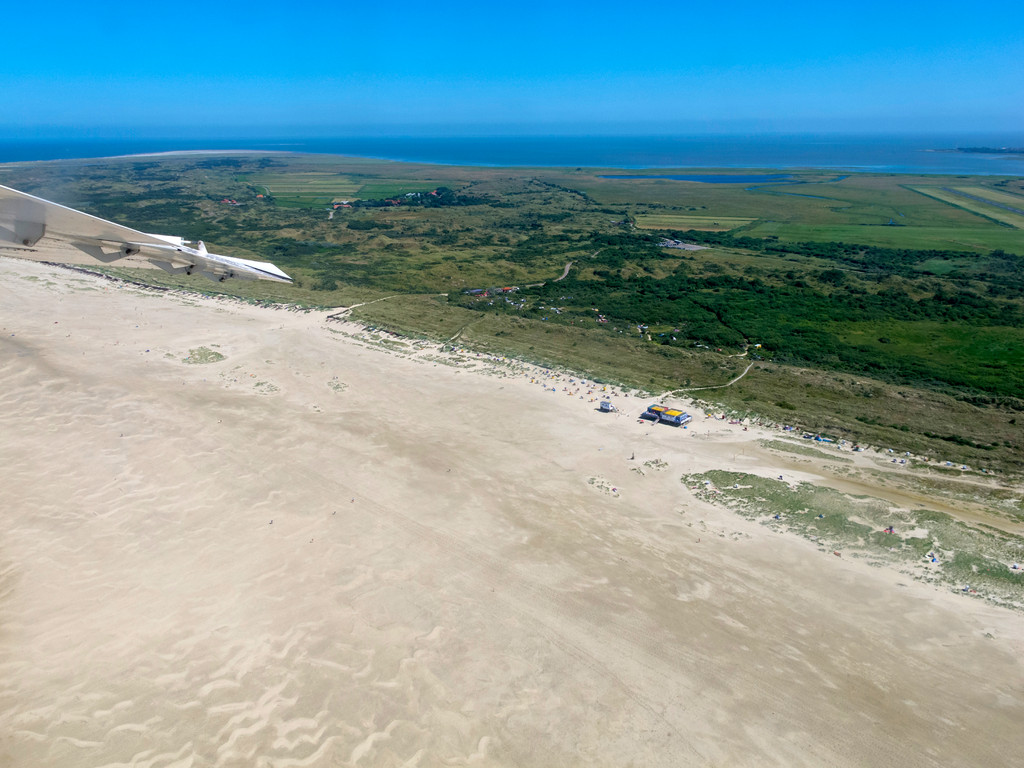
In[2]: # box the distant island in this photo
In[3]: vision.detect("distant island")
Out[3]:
[953,146,1024,155]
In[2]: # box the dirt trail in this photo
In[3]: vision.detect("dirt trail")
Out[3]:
[669,361,756,395]
[327,292,447,322]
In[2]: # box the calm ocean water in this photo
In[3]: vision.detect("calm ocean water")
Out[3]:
[1,135,1023,175]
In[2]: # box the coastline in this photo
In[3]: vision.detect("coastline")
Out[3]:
[3,134,1024,174]
[108,149,292,159]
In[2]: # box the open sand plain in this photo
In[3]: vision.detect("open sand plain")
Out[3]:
[2,253,1023,767]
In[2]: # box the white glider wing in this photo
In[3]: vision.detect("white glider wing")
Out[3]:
[0,184,291,284]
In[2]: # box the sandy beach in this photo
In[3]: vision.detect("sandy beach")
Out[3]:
[2,252,1022,767]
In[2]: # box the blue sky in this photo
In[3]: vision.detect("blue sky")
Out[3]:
[2,1,1022,137]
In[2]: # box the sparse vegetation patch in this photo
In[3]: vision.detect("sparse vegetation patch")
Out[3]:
[685,470,1024,609]
[183,346,225,364]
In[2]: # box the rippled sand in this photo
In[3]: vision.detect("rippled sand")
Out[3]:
[2,254,1022,767]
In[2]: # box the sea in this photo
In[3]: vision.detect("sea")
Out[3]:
[1,134,1023,175]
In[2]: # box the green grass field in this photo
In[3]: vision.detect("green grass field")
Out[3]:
[744,221,1024,252]
[245,172,364,206]
[908,186,1024,229]
[355,180,441,199]
[636,213,755,230]
[566,173,1016,245]
[952,186,1024,208]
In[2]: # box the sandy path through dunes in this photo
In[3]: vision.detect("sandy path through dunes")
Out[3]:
[1,255,1023,767]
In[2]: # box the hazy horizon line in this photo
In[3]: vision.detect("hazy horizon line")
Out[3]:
[1,125,1023,142]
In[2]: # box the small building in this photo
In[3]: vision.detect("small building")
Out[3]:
[644,404,692,427]
[599,401,615,412]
